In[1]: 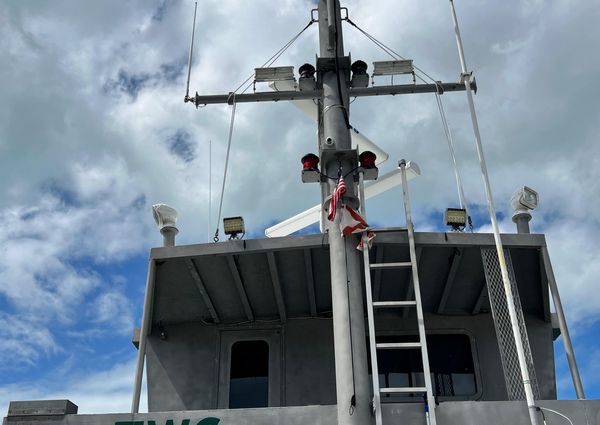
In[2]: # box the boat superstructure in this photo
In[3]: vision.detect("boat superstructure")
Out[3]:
[4,1,597,425]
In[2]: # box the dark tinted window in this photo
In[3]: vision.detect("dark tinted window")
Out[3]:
[229,340,269,408]
[370,334,476,398]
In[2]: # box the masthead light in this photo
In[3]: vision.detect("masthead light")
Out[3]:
[301,153,320,183]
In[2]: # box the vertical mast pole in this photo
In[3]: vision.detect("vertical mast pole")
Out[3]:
[448,2,539,424]
[318,2,371,425]
[541,247,585,399]
[131,259,156,413]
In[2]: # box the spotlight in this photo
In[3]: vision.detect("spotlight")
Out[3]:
[511,186,538,234]
[511,186,539,213]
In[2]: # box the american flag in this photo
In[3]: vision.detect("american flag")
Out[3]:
[327,177,347,221]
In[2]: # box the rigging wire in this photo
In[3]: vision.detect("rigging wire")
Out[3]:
[213,20,315,242]
[213,94,237,242]
[344,17,473,230]
[231,19,315,95]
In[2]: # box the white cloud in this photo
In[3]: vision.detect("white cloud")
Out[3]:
[92,290,135,335]
[0,312,59,370]
[0,358,148,414]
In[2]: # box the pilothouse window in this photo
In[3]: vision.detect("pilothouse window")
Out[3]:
[229,340,269,408]
[372,334,477,398]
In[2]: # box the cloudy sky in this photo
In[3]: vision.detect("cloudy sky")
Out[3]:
[1,0,599,414]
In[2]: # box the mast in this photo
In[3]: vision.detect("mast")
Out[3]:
[317,2,371,425]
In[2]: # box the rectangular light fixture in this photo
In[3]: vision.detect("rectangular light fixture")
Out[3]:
[444,208,467,228]
[223,216,245,237]
[372,60,414,76]
[254,66,295,82]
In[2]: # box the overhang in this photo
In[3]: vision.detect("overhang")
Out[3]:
[148,231,550,326]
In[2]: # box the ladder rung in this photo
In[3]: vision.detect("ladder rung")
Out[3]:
[381,387,427,394]
[372,301,416,308]
[370,262,412,269]
[376,342,422,350]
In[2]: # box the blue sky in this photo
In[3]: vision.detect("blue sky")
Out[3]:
[1,0,599,414]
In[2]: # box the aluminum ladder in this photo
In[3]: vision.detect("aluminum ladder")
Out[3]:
[358,160,437,425]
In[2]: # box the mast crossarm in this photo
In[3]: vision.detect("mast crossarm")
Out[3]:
[187,80,476,106]
[351,80,476,97]
[188,90,322,106]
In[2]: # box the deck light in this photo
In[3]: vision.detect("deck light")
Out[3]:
[223,216,245,239]
[351,60,369,88]
[372,59,415,83]
[254,66,295,82]
[444,208,467,231]
[301,153,320,183]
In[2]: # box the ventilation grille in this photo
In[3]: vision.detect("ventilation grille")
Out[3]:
[481,247,540,400]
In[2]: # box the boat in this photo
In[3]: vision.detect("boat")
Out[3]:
[4,1,598,425]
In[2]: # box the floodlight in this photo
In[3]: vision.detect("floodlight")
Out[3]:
[254,66,295,83]
[152,204,178,230]
[372,60,414,76]
[511,186,539,212]
[444,208,467,231]
[223,216,245,239]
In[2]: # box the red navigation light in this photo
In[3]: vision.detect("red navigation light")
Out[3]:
[301,153,320,170]
[359,151,377,169]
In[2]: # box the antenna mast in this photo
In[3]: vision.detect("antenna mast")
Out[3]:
[185,2,198,102]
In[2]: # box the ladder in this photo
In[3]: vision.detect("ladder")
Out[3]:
[358,159,437,425]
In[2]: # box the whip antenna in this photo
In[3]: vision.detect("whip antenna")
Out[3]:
[185,1,198,103]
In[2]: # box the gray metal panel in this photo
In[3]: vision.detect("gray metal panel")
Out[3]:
[235,253,279,319]
[6,401,599,425]
[7,400,78,417]
[153,258,209,324]
[273,250,310,317]
[195,255,248,322]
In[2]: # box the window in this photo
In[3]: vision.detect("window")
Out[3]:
[228,340,269,408]
[370,334,477,399]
